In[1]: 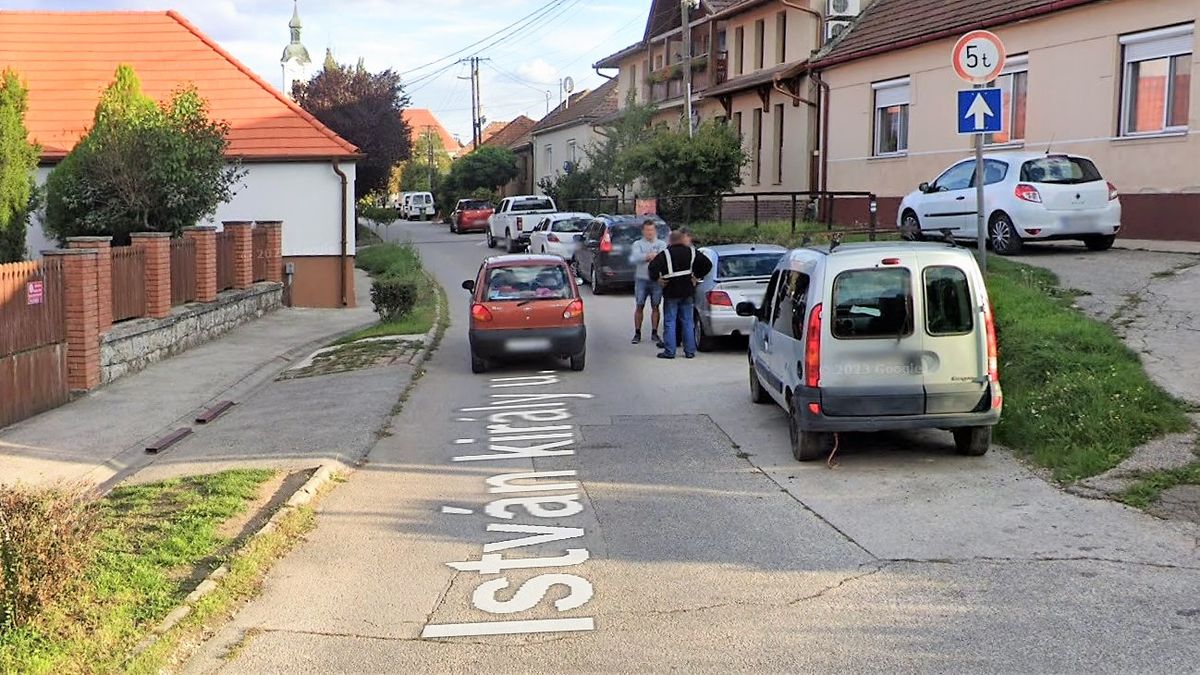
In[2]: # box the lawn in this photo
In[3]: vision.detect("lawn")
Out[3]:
[686,220,895,247]
[0,470,276,674]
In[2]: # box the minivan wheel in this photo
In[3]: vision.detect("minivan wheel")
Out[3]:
[1084,234,1116,251]
[789,401,832,462]
[953,426,992,456]
[989,214,1023,255]
[749,361,771,404]
[486,230,497,248]
[901,211,924,241]
[695,314,715,352]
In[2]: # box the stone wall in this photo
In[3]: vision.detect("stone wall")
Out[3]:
[100,282,282,384]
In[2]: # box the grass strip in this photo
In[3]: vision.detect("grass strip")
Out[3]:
[1118,462,1200,509]
[0,470,275,674]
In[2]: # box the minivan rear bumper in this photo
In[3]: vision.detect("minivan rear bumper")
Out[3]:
[796,386,1001,432]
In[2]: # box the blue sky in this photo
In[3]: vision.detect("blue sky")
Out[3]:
[7,0,649,142]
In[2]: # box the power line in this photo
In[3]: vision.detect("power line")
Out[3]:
[483,0,590,60]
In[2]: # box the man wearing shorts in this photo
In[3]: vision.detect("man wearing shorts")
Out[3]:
[628,220,667,345]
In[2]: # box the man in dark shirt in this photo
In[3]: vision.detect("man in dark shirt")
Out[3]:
[648,230,713,359]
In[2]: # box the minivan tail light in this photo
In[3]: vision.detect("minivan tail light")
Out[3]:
[599,230,613,253]
[706,290,733,306]
[805,304,823,388]
[984,300,1001,409]
[1107,181,1119,201]
[471,304,493,323]
[563,299,584,319]
[1014,183,1042,203]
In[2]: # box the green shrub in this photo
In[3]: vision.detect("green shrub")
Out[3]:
[370,276,419,321]
[0,485,100,632]
[359,205,399,225]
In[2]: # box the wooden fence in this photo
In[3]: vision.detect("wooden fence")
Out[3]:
[111,246,146,322]
[1,259,69,428]
[252,227,269,282]
[170,237,197,306]
[216,231,235,291]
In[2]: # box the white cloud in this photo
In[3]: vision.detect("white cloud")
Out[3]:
[516,58,558,85]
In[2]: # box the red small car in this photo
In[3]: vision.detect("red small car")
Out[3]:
[462,255,586,373]
[451,199,495,234]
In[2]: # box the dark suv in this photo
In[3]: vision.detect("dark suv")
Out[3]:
[575,215,670,294]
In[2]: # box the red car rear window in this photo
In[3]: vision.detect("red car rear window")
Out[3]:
[484,265,571,302]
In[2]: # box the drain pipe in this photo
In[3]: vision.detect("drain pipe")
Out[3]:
[331,159,349,307]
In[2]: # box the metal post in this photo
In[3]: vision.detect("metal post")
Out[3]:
[682,0,695,138]
[869,195,878,241]
[974,84,987,272]
[753,194,759,228]
[791,193,798,234]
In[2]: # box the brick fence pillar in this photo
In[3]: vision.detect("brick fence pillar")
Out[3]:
[255,221,284,283]
[184,226,217,302]
[66,236,113,334]
[42,248,101,392]
[224,221,253,290]
[131,232,171,319]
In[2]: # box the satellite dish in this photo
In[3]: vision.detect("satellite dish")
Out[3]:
[562,76,575,94]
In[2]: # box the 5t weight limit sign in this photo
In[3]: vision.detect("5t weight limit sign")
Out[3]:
[952,30,1006,85]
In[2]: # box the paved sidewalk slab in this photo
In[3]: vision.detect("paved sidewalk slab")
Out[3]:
[0,270,377,489]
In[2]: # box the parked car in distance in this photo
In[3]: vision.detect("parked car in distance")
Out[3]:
[576,215,670,295]
[487,195,558,252]
[462,255,586,373]
[738,241,1001,461]
[898,152,1121,255]
[528,212,594,260]
[693,244,787,351]
[450,199,495,234]
[402,192,436,221]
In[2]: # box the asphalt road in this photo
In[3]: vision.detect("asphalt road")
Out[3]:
[187,220,1200,674]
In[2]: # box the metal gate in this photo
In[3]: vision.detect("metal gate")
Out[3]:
[0,259,69,429]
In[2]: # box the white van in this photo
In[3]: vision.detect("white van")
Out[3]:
[737,241,1001,461]
[402,192,435,220]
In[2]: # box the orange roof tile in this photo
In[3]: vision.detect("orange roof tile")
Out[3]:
[0,10,359,161]
[402,108,463,154]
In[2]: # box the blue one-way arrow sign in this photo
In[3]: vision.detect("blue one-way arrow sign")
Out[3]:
[957,88,1003,135]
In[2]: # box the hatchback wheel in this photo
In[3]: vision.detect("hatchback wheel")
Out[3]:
[953,426,992,456]
[901,211,924,241]
[1084,234,1116,252]
[590,264,605,295]
[569,349,586,372]
[989,214,1023,255]
[471,351,488,374]
[788,400,832,462]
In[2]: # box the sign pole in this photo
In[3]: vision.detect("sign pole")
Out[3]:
[974,84,987,272]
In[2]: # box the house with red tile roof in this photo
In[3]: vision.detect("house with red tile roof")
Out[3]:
[531,79,620,192]
[401,108,464,157]
[480,116,537,196]
[0,9,361,307]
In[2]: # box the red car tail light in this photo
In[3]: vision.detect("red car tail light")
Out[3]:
[1014,183,1042,203]
[805,303,823,388]
[706,290,733,306]
[471,304,493,322]
[563,299,584,319]
[1107,181,1119,201]
[599,229,613,253]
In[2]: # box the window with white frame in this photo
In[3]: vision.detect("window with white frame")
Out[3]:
[544,144,553,179]
[1120,24,1193,136]
[986,54,1029,145]
[873,77,910,156]
[567,139,578,165]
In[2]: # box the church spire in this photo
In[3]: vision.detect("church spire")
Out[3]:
[281,1,312,96]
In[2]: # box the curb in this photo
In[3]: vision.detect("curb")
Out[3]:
[129,463,341,660]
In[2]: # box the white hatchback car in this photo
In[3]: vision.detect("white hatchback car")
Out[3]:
[527,212,594,261]
[897,152,1121,255]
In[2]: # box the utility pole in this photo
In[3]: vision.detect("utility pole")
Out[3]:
[425,125,435,190]
[681,0,699,137]
[457,56,490,149]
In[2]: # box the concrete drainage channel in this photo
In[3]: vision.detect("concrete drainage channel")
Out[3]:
[126,287,449,661]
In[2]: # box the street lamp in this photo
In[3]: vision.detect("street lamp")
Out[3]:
[682,0,700,137]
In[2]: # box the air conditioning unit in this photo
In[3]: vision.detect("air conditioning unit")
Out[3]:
[825,19,853,42]
[827,0,861,17]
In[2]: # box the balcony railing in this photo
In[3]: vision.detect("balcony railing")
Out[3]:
[647,54,710,103]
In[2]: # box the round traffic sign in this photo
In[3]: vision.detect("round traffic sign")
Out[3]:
[952,30,1006,84]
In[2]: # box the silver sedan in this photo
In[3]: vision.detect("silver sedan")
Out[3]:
[693,244,787,350]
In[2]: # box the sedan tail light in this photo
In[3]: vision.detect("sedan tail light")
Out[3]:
[471,304,493,322]
[1107,181,1119,201]
[1014,184,1042,203]
[599,230,613,253]
[563,299,584,319]
[706,290,733,306]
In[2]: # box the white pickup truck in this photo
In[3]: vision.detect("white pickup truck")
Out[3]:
[486,195,558,253]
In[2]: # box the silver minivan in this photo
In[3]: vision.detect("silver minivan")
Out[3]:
[737,241,1002,461]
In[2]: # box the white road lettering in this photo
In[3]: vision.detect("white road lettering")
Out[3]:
[484,494,584,520]
[483,524,585,552]
[447,548,590,574]
[488,409,575,423]
[489,374,560,388]
[488,423,574,434]
[441,506,474,515]
[471,574,594,614]
[486,470,579,494]
[452,438,575,462]
[421,617,594,638]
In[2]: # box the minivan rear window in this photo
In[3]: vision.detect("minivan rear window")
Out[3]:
[924,266,974,336]
[831,268,913,339]
[717,253,784,279]
[485,265,571,302]
[1020,156,1103,184]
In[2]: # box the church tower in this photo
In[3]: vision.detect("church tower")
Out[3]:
[281,1,312,97]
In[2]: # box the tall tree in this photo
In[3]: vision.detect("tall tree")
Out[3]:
[44,65,243,244]
[293,58,411,200]
[623,120,747,221]
[0,69,39,262]
[588,92,658,198]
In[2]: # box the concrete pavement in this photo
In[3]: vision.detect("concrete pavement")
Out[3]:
[0,270,378,489]
[184,220,1200,674]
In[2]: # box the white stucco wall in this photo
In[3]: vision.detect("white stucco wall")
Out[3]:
[25,160,356,259]
[532,122,604,193]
